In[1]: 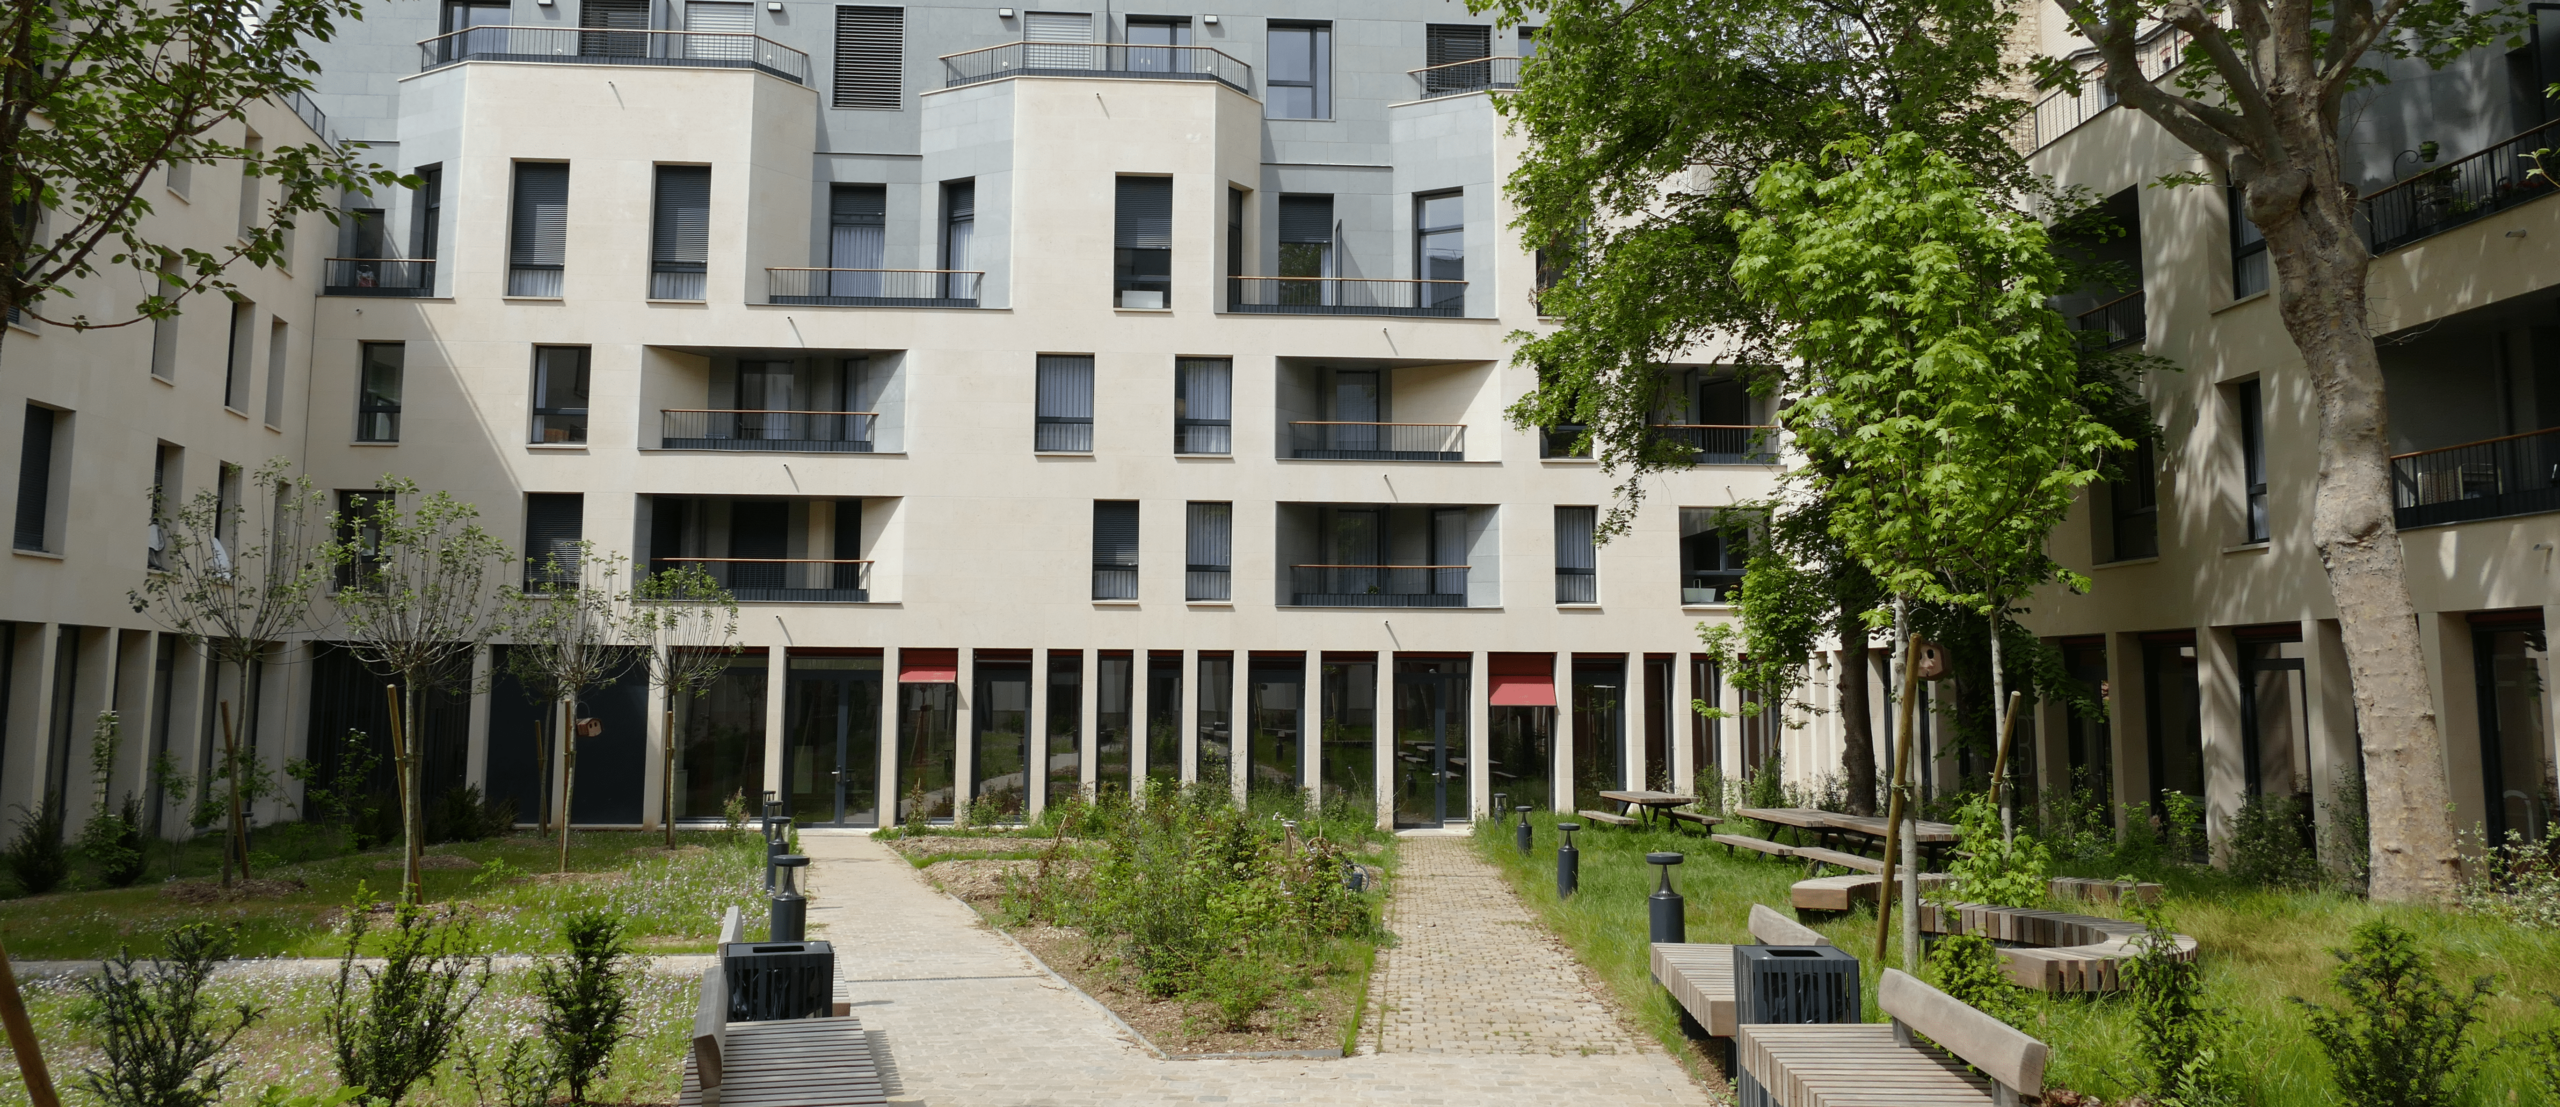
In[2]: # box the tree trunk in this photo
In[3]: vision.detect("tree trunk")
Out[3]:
[1835,608,1877,816]
[1990,607,2011,841]
[664,705,679,850]
[2252,155,2462,904]
[558,697,576,873]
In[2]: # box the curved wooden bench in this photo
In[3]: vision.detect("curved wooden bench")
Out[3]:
[1918,902,2196,994]
[1649,904,1836,1038]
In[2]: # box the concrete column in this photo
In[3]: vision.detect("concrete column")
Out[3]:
[1178,648,1199,786]
[760,644,787,803]
[954,647,976,818]
[1468,648,1489,820]
[1079,649,1099,798]
[874,649,897,825]
[2198,626,2242,852]
[1554,653,1575,813]
[641,669,670,831]
[115,630,157,806]
[465,646,493,794]
[2543,602,2560,841]
[157,638,210,839]
[1027,645,1050,822]
[1722,657,1747,793]
[1671,652,1696,794]
[2107,631,2150,829]
[2303,618,2357,866]
[1230,651,1249,805]
[3,623,57,813]
[2425,613,2486,836]
[1302,651,1321,806]
[260,637,312,828]
[1374,654,1394,830]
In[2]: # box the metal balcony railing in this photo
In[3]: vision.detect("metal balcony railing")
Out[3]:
[2360,118,2560,254]
[1037,419,1093,453]
[1228,276,1465,318]
[1289,421,1464,462]
[941,41,1252,94]
[1407,55,1522,98]
[651,557,870,602]
[419,26,811,85]
[1554,568,1595,604]
[1186,566,1230,602]
[1092,565,1137,601]
[767,268,982,307]
[1290,565,1468,608]
[1648,424,1780,464]
[660,410,877,452]
[1175,419,1231,455]
[2076,289,2145,349]
[1683,572,1744,605]
[324,258,436,297]
[2028,27,2187,150]
[2389,427,2560,529]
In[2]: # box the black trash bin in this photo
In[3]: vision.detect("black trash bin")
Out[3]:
[724,939,835,1022]
[1732,944,1860,1107]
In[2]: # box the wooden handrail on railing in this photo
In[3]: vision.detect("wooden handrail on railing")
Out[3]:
[663,409,879,416]
[657,557,874,564]
[1290,421,1464,428]
[2389,426,2560,461]
[764,268,982,275]
[1291,563,1467,569]
[1648,423,1776,430]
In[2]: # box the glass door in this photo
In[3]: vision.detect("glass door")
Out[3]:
[785,656,882,827]
[1393,659,1470,827]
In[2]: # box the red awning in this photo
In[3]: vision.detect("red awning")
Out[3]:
[1487,652,1556,706]
[898,648,958,683]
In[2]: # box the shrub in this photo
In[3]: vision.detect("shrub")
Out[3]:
[1938,792,2050,908]
[72,923,263,1107]
[287,729,381,848]
[325,892,488,1107]
[466,1039,559,1107]
[535,910,636,1106]
[2319,762,2372,895]
[81,795,149,888]
[2458,824,2560,929]
[2122,896,2240,1107]
[431,784,514,843]
[1925,932,2025,1026]
[6,796,69,894]
[2224,792,2322,889]
[2292,918,2494,1107]
[723,789,751,834]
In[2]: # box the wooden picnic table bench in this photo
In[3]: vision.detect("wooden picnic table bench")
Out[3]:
[1598,790,1696,829]
[1649,904,1833,1038]
[1666,809,1723,831]
[682,908,880,1107]
[1575,808,1642,828]
[1712,834,1886,875]
[1738,968,2046,1107]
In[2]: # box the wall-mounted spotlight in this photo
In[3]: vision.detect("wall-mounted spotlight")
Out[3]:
[1202,13,1219,22]
[767,2,782,10]
[998,6,1015,15]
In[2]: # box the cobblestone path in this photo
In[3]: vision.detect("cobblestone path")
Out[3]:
[802,830,1705,1107]
[1367,834,1646,1056]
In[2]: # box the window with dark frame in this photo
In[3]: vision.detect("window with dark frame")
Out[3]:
[650,165,711,300]
[530,346,591,444]
[2107,439,2160,561]
[1114,176,1172,309]
[833,6,905,109]
[1555,505,1596,603]
[1266,23,1330,119]
[14,405,56,552]
[2230,184,2268,298]
[523,492,585,590]
[1092,500,1138,600]
[1277,194,1333,307]
[411,165,444,259]
[1035,354,1094,452]
[1175,357,1231,454]
[1679,507,1751,604]
[2237,379,2268,543]
[509,162,570,297]
[357,343,405,443]
[1415,191,1464,311]
[942,179,975,298]
[222,301,254,411]
[1422,24,1491,94]
[1185,502,1230,601]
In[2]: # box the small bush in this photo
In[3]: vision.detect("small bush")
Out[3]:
[431,784,514,843]
[72,923,263,1107]
[1938,792,2050,908]
[535,910,636,1105]
[2320,762,2372,895]
[287,729,382,848]
[2122,896,2240,1107]
[7,797,70,894]
[81,795,149,888]
[325,892,489,1107]
[2224,792,2322,889]
[463,1039,558,1107]
[2459,824,2560,929]
[2292,919,2494,1107]
[723,789,751,834]
[1925,932,2025,1026]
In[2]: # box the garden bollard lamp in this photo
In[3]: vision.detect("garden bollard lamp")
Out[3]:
[1343,858,1367,892]
[1515,805,1534,856]
[770,854,810,941]
[1647,852,1686,944]
[765,814,792,890]
[1557,822,1581,899]
[1493,793,1509,827]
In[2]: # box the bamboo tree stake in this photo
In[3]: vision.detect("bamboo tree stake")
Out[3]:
[1991,690,2024,843]
[219,701,250,885]
[664,701,679,850]
[1874,632,1922,967]
[382,683,420,904]
[0,934,61,1107]
[558,698,578,874]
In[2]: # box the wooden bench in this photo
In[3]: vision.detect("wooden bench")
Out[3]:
[1648,904,1835,1038]
[1917,902,2195,994]
[1575,809,1641,828]
[1788,871,1950,911]
[1712,832,1795,859]
[1790,845,1884,874]
[1666,810,1724,830]
[683,911,880,1107]
[1738,968,2047,1107]
[2048,876,2165,905]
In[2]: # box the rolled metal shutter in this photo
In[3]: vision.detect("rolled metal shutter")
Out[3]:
[833,6,905,109]
[510,163,569,268]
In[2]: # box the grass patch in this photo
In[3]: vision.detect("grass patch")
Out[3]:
[1472,810,2560,1105]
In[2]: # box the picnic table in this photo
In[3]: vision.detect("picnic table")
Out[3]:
[1599,790,1696,829]
[1734,807,1959,859]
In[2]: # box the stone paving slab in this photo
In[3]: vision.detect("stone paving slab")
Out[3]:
[803,831,1709,1107]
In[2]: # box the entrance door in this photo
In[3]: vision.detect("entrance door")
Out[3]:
[2476,621,2554,845]
[785,656,882,826]
[1393,659,1470,827]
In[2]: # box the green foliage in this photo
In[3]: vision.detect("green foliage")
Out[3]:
[2293,919,2495,1107]
[2122,896,2242,1107]
[7,796,68,894]
[2321,763,2373,897]
[71,923,263,1107]
[466,1039,561,1107]
[2161,790,2209,863]
[1925,933,2025,1026]
[431,784,516,844]
[2225,792,2325,889]
[1938,793,2050,908]
[724,789,752,834]
[325,892,489,1106]
[289,730,383,847]
[533,910,636,1106]
[2462,824,2560,928]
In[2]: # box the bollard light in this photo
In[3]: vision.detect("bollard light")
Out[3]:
[1557,822,1581,899]
[1515,805,1534,856]
[1647,852,1686,944]
[765,814,792,891]
[1343,857,1367,892]
[770,854,810,942]
[1493,793,1509,828]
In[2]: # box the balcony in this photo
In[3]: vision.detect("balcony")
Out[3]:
[2390,427,2560,528]
[768,268,981,308]
[1229,277,1464,318]
[651,557,870,602]
[1406,56,1522,99]
[1290,565,1469,608]
[941,42,1251,94]
[1649,424,1779,465]
[2027,27,2187,150]
[324,258,435,297]
[1290,422,1464,462]
[418,26,811,85]
[2360,119,2560,254]
[660,410,876,453]
[2076,290,2145,350]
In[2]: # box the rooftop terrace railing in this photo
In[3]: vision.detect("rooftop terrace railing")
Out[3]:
[941,41,1251,94]
[1289,565,1469,608]
[323,258,435,297]
[1648,424,1780,465]
[2359,118,2560,254]
[2028,28,2188,150]
[419,26,811,85]
[651,557,870,602]
[1406,55,1522,98]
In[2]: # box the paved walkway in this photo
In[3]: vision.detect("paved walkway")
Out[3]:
[802,829,1706,1107]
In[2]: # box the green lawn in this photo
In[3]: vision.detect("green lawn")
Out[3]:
[0,828,771,960]
[1473,810,2560,1105]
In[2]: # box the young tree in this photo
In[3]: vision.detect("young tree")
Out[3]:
[633,564,741,849]
[128,458,331,887]
[2042,0,2506,907]
[503,543,639,873]
[329,479,513,903]
[0,0,408,351]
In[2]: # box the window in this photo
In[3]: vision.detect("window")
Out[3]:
[828,184,886,297]
[334,487,386,591]
[509,162,570,297]
[1518,26,1538,56]
[14,405,58,552]
[1114,176,1172,309]
[1186,501,1230,601]
[149,257,180,381]
[166,157,191,199]
[1126,17,1190,72]
[1278,194,1333,306]
[833,6,905,109]
[1174,357,1230,454]
[1035,354,1094,452]
[2105,439,2159,561]
[148,444,180,570]
[942,179,975,298]
[1226,187,1245,283]
[214,462,239,552]
[1679,507,1748,603]
[1266,23,1330,119]
[531,346,591,444]
[236,133,261,241]
[524,492,585,589]
[1416,191,1464,311]
[358,343,404,443]
[2230,184,2268,298]
[651,165,711,300]
[579,0,648,57]
[223,301,254,411]
[1422,24,1491,95]
[1093,500,1138,600]
[411,164,443,259]
[262,319,289,427]
[1023,11,1092,69]
[441,0,509,60]
[2237,379,2268,543]
[1554,505,1596,603]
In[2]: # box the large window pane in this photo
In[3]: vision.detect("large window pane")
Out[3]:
[1046,652,1083,807]
[1197,653,1232,787]
[1320,659,1376,809]
[675,656,768,821]
[531,346,590,444]
[1146,651,1181,786]
[1096,652,1134,798]
[1571,658,1623,811]
[973,655,1032,820]
[896,679,957,822]
[1250,656,1305,796]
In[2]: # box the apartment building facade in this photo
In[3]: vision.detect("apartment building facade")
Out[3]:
[0,0,1796,837]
